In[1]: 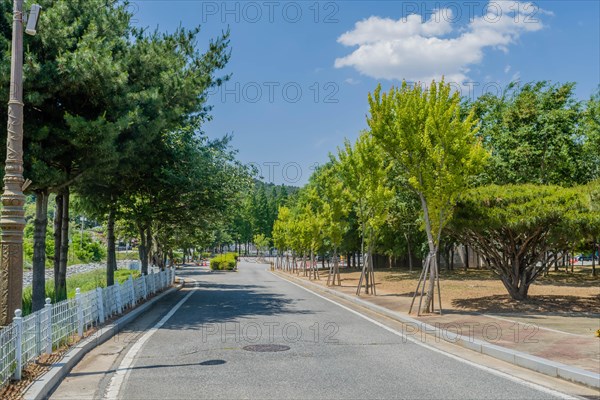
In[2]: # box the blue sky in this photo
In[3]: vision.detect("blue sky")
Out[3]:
[134,1,600,186]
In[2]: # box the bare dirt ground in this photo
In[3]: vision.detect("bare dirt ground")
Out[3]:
[314,267,600,315]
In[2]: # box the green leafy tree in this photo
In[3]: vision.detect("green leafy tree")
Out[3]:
[368,80,489,313]
[311,162,351,285]
[473,81,597,186]
[253,233,270,256]
[337,132,393,294]
[451,183,599,300]
[0,0,134,306]
[77,25,231,279]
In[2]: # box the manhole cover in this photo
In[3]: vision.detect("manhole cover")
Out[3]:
[242,344,290,352]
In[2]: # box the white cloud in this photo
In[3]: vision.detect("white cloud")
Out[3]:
[504,65,511,74]
[344,78,361,85]
[334,1,548,83]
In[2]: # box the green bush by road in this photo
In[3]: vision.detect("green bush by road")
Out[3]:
[210,253,238,271]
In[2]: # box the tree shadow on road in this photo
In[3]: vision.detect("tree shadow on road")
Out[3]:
[159,280,316,332]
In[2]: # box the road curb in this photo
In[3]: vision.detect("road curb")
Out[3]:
[23,283,183,400]
[273,271,600,390]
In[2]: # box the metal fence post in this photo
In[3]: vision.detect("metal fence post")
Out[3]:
[13,309,22,380]
[76,288,84,338]
[96,288,105,324]
[45,298,52,354]
[128,276,135,307]
[35,309,41,356]
[115,281,122,314]
[107,287,114,316]
[142,274,148,299]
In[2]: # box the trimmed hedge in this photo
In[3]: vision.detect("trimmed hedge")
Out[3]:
[210,253,238,271]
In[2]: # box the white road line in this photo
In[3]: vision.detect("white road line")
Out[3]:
[272,272,580,400]
[104,289,196,399]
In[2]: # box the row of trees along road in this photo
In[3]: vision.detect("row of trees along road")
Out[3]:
[0,0,253,313]
[271,80,599,313]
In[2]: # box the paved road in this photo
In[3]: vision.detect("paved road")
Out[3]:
[51,262,573,399]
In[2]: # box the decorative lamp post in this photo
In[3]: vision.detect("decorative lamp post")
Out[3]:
[0,1,41,325]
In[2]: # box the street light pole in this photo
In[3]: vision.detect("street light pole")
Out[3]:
[0,0,25,325]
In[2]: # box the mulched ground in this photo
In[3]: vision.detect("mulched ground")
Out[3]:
[0,349,70,400]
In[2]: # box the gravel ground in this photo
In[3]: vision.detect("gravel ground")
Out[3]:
[23,260,139,287]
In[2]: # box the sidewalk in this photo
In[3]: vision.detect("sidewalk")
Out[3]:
[273,269,600,383]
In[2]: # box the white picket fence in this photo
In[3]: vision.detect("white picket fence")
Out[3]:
[0,268,175,388]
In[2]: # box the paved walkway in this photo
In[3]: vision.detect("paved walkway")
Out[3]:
[276,269,600,375]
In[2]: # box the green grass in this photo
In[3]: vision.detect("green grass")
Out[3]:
[22,269,141,315]
[116,251,138,261]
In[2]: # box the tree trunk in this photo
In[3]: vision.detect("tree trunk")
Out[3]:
[57,189,70,301]
[592,241,597,277]
[53,193,63,302]
[147,226,153,268]
[106,208,117,286]
[419,196,440,314]
[501,278,530,301]
[405,233,414,272]
[32,191,49,312]
[138,225,147,275]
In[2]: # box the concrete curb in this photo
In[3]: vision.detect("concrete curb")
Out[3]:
[23,283,183,400]
[273,271,600,390]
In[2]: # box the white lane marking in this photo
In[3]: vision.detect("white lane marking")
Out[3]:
[104,289,196,399]
[272,273,580,400]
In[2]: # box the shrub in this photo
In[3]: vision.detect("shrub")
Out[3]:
[210,253,237,271]
[201,252,211,259]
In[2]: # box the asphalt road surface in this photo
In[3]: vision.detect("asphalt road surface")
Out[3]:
[50,262,575,399]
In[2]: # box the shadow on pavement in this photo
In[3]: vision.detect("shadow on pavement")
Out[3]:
[67,359,227,377]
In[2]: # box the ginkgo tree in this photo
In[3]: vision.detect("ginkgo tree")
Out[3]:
[311,162,351,286]
[338,132,393,295]
[368,80,489,314]
[299,192,323,280]
[272,206,291,270]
